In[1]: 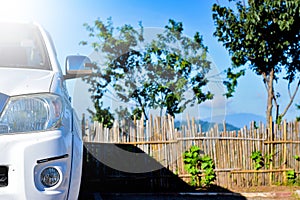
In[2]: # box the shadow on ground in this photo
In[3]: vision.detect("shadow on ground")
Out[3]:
[78,144,246,200]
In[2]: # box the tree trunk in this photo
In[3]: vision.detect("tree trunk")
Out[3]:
[266,69,275,128]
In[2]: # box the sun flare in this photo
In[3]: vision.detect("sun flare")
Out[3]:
[0,0,34,21]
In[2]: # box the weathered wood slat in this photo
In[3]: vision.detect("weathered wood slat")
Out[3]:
[82,115,300,189]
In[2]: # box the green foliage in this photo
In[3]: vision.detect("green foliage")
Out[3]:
[213,0,300,81]
[253,121,259,129]
[287,170,296,185]
[250,151,264,170]
[284,166,300,186]
[212,0,300,124]
[88,99,114,128]
[222,68,245,98]
[294,155,300,161]
[81,18,212,121]
[183,146,201,187]
[264,153,273,169]
[276,115,283,125]
[183,146,216,187]
[250,151,273,170]
[199,155,216,186]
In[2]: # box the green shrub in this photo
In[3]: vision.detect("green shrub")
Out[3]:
[183,145,216,187]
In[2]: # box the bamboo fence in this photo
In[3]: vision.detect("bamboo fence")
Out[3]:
[82,114,300,189]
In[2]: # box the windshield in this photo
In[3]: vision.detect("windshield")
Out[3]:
[0,22,51,70]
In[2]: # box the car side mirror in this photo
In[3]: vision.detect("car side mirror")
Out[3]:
[64,55,93,80]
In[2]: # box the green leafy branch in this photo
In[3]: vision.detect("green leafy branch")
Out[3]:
[287,170,296,185]
[223,68,245,98]
[200,155,216,187]
[250,151,264,170]
[183,146,216,187]
[251,151,273,170]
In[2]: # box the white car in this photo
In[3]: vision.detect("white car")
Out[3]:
[0,21,87,199]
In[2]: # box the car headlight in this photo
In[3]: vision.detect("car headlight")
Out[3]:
[0,93,63,134]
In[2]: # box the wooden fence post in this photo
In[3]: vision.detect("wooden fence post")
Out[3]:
[81,114,300,189]
[269,116,273,185]
[283,120,287,184]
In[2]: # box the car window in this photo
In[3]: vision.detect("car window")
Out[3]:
[0,22,51,70]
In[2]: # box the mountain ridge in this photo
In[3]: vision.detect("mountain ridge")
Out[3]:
[202,113,266,128]
[174,119,239,132]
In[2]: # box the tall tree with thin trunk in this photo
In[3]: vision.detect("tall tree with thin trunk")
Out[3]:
[212,0,300,127]
[80,18,213,122]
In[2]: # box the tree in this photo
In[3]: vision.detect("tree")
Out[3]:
[212,0,300,126]
[87,99,114,128]
[80,18,213,121]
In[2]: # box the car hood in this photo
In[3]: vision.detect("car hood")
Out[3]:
[0,68,54,96]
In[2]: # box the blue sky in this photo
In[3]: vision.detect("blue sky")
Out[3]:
[0,0,298,121]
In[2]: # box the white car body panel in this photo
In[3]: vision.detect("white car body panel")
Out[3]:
[0,131,72,200]
[0,22,83,200]
[0,68,54,96]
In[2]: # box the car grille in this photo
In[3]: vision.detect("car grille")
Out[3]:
[0,166,8,187]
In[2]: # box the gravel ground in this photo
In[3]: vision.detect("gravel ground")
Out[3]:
[79,192,299,200]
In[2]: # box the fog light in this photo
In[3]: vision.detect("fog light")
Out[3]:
[40,167,60,187]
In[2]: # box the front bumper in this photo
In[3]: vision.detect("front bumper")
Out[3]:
[0,130,72,200]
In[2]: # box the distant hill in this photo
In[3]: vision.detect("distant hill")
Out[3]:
[203,113,266,128]
[174,120,239,132]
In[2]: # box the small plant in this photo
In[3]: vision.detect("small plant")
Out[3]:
[264,153,273,169]
[183,145,216,187]
[294,155,300,161]
[251,151,264,170]
[183,146,201,187]
[287,170,296,185]
[200,155,216,186]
